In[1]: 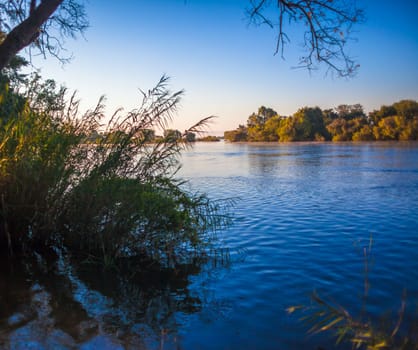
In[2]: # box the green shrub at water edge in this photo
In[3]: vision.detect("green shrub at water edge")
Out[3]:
[0,73,229,266]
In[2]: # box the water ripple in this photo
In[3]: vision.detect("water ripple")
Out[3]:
[178,142,418,349]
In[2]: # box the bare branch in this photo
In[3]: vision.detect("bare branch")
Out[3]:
[0,0,88,71]
[248,0,364,77]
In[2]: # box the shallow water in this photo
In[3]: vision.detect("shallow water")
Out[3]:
[1,141,418,349]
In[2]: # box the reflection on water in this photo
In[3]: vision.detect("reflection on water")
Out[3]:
[1,141,418,349]
[0,255,208,349]
[179,141,418,349]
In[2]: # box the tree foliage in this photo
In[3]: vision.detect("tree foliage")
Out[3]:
[224,101,418,142]
[224,124,248,142]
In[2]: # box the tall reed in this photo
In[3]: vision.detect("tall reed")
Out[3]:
[287,238,418,349]
[0,73,229,267]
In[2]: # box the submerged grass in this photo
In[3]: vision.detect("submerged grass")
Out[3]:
[0,73,230,268]
[287,238,418,349]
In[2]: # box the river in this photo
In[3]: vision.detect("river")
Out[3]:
[1,141,418,349]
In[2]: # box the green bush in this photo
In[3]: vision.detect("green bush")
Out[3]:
[0,74,228,266]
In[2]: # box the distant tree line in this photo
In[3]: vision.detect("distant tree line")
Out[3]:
[224,100,418,142]
[86,129,221,144]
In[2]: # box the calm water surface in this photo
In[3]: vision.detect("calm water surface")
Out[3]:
[1,142,417,349]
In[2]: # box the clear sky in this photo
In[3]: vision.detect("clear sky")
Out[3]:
[31,0,418,135]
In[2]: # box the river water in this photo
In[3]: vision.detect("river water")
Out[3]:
[1,141,418,349]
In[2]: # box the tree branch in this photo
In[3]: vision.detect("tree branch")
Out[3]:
[0,0,64,71]
[248,0,364,77]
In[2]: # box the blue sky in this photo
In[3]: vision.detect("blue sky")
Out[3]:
[31,0,418,135]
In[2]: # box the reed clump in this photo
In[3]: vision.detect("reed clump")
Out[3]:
[287,239,418,349]
[0,73,229,267]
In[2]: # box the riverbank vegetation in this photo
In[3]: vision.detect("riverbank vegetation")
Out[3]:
[0,69,229,267]
[84,128,221,144]
[196,135,221,142]
[224,102,418,142]
[288,240,418,349]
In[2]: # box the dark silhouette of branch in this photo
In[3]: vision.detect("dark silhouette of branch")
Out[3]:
[0,0,88,71]
[248,0,364,77]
